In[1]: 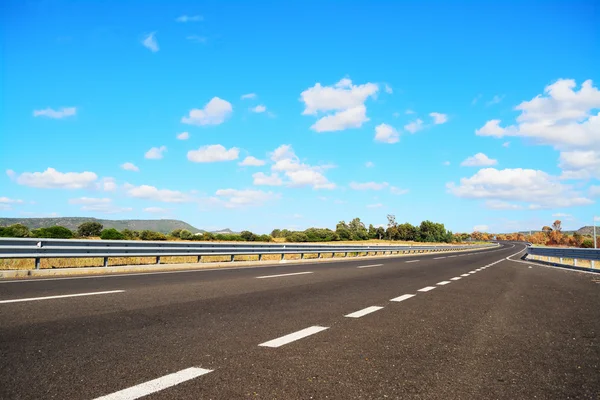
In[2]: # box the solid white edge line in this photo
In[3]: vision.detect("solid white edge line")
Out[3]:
[259,326,329,348]
[93,367,212,400]
[450,277,461,280]
[0,290,125,304]
[437,281,451,285]
[390,294,415,302]
[256,271,313,279]
[344,306,384,318]
[357,264,383,269]
[417,286,436,292]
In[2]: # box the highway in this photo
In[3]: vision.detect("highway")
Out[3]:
[0,242,598,399]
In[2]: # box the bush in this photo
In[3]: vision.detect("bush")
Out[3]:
[121,229,139,240]
[0,224,30,237]
[257,234,272,242]
[0,227,14,237]
[31,226,74,239]
[179,230,193,240]
[581,239,595,248]
[170,229,183,238]
[240,230,258,241]
[77,222,103,237]
[100,228,125,240]
[139,230,167,241]
[287,232,308,242]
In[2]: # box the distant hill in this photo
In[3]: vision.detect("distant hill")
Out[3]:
[576,226,598,236]
[0,217,205,234]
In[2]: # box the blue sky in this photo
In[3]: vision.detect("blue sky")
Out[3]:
[1,0,599,234]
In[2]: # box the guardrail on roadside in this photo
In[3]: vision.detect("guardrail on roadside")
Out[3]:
[525,245,600,268]
[0,238,498,270]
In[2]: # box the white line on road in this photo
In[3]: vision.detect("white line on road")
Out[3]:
[450,277,461,281]
[390,294,415,302]
[405,260,420,263]
[469,270,477,273]
[256,271,313,279]
[259,326,329,348]
[437,281,451,285]
[448,255,457,258]
[461,274,470,277]
[345,306,384,318]
[418,286,436,292]
[93,367,212,400]
[357,264,383,269]
[433,257,446,259]
[0,290,125,304]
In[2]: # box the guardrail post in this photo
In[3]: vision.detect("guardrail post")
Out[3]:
[231,255,235,262]
[35,257,40,270]
[574,259,577,266]
[258,254,262,261]
[344,252,348,257]
[156,256,161,264]
[317,253,321,258]
[197,255,202,263]
[103,257,109,267]
[281,253,285,261]
[559,257,563,264]
[592,260,595,268]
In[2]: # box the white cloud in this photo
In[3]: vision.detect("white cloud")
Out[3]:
[213,188,279,208]
[142,32,159,52]
[241,93,257,100]
[300,78,378,132]
[558,150,600,180]
[33,107,76,119]
[429,112,448,124]
[252,172,283,186]
[176,15,203,22]
[145,146,167,160]
[502,141,510,148]
[187,144,239,163]
[487,95,504,106]
[144,207,169,213]
[68,197,131,214]
[15,168,97,189]
[97,177,117,192]
[384,84,393,94]
[484,200,523,210]
[349,181,389,191]
[367,203,383,208]
[181,97,233,126]
[121,162,139,172]
[552,213,572,218]
[125,184,191,203]
[374,123,399,144]
[390,186,409,195]
[590,185,600,198]
[404,118,423,133]
[6,169,16,179]
[443,161,451,166]
[405,109,415,114]
[460,153,498,167]
[0,197,24,210]
[239,156,266,167]
[250,105,266,113]
[268,145,335,189]
[177,132,190,140]
[447,168,594,209]
[475,79,600,180]
[365,161,374,168]
[473,225,489,232]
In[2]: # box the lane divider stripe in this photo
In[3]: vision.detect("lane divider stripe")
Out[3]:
[0,290,125,304]
[345,306,384,318]
[418,286,436,292]
[256,272,313,279]
[390,294,415,302]
[259,326,329,348]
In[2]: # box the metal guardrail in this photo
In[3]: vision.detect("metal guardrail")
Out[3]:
[0,238,497,269]
[526,246,600,263]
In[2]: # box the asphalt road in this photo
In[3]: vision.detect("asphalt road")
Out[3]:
[0,243,598,399]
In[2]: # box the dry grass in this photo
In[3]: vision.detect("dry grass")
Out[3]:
[527,255,596,269]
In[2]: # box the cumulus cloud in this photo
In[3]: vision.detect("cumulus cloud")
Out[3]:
[473,225,489,232]
[250,105,266,113]
[487,95,504,106]
[181,97,233,126]
[211,188,279,208]
[300,78,378,132]
[349,181,389,191]
[367,203,383,208]
[384,84,393,94]
[374,123,399,144]
[33,107,76,119]
[252,172,283,186]
[241,93,257,100]
[484,200,523,210]
[460,153,498,167]
[125,184,191,203]
[429,112,448,124]
[590,185,600,198]
[68,197,131,214]
[187,144,239,163]
[144,207,169,213]
[142,32,159,52]
[177,132,190,140]
[265,144,335,189]
[390,186,409,195]
[475,79,600,180]
[97,177,117,192]
[15,168,97,189]
[447,168,594,209]
[239,156,266,167]
[0,197,24,204]
[176,15,202,22]
[121,162,139,172]
[502,141,510,148]
[404,118,423,134]
[145,146,167,160]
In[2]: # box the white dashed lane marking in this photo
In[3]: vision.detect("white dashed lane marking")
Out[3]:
[405,260,420,263]
[437,281,451,285]
[461,274,470,277]
[256,272,313,279]
[418,286,436,292]
[390,294,415,302]
[259,326,329,348]
[345,306,384,318]
[0,290,125,304]
[93,367,213,400]
[433,257,446,260]
[450,277,461,280]
[357,264,383,269]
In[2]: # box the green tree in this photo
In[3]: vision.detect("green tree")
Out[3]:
[240,230,258,241]
[349,218,368,240]
[418,220,447,242]
[387,214,397,228]
[386,226,399,240]
[368,224,377,239]
[257,234,272,242]
[397,223,417,241]
[139,230,167,241]
[376,226,385,239]
[31,226,74,239]
[179,230,193,240]
[304,227,339,242]
[170,229,183,238]
[77,221,103,237]
[100,228,125,240]
[336,221,352,240]
[270,229,282,238]
[287,232,308,242]
[9,224,30,237]
[121,229,139,240]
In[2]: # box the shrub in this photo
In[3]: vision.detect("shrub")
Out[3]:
[240,230,258,241]
[139,230,167,241]
[121,229,139,240]
[170,229,183,238]
[0,227,15,237]
[287,232,308,242]
[9,224,30,237]
[257,234,272,242]
[31,226,74,239]
[581,239,595,248]
[100,228,125,240]
[179,230,193,240]
[77,222,103,237]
